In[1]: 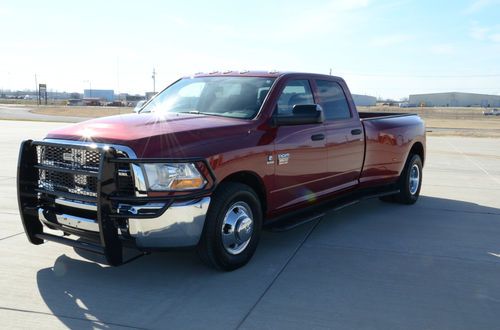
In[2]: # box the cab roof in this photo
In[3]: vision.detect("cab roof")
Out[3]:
[189,70,284,78]
[187,70,342,81]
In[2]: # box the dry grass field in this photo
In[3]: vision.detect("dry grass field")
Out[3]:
[358,106,500,137]
[21,104,500,137]
[31,105,134,117]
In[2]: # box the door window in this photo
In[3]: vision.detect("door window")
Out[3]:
[276,80,314,116]
[316,80,352,120]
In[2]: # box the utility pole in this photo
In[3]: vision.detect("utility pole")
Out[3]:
[116,56,120,97]
[152,68,156,93]
[35,74,39,106]
[84,80,92,98]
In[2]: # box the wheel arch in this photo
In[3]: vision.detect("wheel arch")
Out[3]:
[408,141,425,166]
[218,171,267,215]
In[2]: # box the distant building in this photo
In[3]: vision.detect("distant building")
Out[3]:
[145,92,157,100]
[352,94,377,107]
[409,92,500,107]
[83,89,114,102]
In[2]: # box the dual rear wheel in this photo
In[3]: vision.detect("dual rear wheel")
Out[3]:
[380,154,423,204]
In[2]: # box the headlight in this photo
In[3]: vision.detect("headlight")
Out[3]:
[143,163,206,191]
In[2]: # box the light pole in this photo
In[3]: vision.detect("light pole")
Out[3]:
[35,74,39,105]
[152,68,156,93]
[83,80,92,98]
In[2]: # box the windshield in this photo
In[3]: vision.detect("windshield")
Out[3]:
[140,76,276,119]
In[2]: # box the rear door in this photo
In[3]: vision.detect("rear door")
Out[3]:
[314,79,364,192]
[271,79,328,211]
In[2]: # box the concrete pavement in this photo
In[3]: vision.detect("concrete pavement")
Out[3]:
[0,120,499,329]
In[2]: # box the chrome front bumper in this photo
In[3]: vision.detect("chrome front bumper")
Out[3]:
[129,197,210,248]
[38,197,211,248]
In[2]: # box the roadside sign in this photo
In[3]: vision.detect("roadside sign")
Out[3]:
[38,83,47,105]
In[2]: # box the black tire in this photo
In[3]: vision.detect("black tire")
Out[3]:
[197,182,262,271]
[380,154,423,205]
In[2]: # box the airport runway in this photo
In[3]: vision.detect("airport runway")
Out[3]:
[1,120,499,329]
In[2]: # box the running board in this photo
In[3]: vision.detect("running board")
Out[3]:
[266,187,399,232]
[268,212,325,232]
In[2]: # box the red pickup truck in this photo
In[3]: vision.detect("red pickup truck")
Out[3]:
[18,71,425,270]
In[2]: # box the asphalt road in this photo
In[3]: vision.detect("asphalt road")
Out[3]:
[0,104,83,122]
[1,120,500,329]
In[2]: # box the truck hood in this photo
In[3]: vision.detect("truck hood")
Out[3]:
[46,113,253,157]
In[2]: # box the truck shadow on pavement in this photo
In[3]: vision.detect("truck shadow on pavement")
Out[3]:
[35,196,500,329]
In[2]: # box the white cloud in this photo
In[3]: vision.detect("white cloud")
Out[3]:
[464,0,500,14]
[275,0,371,39]
[430,44,455,55]
[469,25,490,40]
[490,34,500,42]
[370,34,414,47]
[332,0,371,10]
[469,22,500,42]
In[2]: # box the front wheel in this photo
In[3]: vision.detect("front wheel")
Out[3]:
[197,182,262,271]
[380,154,423,204]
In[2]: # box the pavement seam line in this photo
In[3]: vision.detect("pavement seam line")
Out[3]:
[0,211,20,215]
[418,206,500,216]
[425,184,500,191]
[304,243,500,266]
[0,306,148,330]
[446,140,500,186]
[0,232,24,241]
[235,217,323,330]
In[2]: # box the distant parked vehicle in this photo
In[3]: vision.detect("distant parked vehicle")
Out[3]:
[483,109,500,116]
[107,101,125,107]
[83,98,102,106]
[66,99,83,106]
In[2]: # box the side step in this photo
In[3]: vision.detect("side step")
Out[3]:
[266,187,399,232]
[268,212,325,232]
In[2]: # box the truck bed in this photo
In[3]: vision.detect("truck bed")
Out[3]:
[358,112,417,120]
[358,112,425,183]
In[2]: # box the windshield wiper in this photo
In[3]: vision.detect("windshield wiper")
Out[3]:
[177,110,202,114]
[177,110,226,117]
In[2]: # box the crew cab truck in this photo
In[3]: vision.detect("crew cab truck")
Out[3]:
[17,71,425,271]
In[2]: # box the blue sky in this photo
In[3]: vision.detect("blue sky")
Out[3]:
[0,0,499,99]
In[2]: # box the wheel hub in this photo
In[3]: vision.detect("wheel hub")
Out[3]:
[221,202,254,255]
[235,217,253,243]
[409,164,420,195]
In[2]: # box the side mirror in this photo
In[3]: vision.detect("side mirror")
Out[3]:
[274,104,324,126]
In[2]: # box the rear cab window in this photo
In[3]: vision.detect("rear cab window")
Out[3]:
[315,80,352,120]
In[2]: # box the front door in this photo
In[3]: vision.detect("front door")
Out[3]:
[270,79,328,211]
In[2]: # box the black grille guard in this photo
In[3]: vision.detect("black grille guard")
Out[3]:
[17,139,217,266]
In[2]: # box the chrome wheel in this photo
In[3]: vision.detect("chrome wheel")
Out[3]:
[221,201,254,255]
[409,164,420,195]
